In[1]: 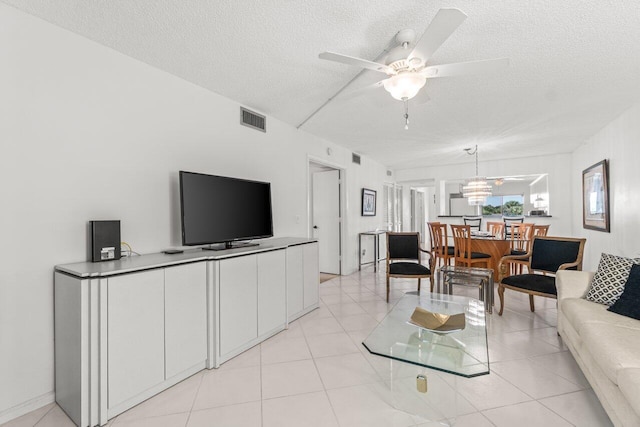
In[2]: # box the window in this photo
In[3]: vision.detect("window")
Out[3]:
[482,195,524,216]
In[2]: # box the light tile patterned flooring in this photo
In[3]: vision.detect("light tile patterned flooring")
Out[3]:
[3,266,614,427]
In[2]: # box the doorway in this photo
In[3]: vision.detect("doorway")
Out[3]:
[411,189,426,243]
[309,161,342,275]
[383,183,403,232]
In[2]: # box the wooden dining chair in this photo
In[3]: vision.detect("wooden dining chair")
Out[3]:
[427,222,454,285]
[385,232,432,302]
[497,236,586,315]
[508,223,534,274]
[450,225,491,268]
[486,221,505,239]
[509,223,534,255]
[462,216,483,231]
[532,224,550,237]
[503,216,524,239]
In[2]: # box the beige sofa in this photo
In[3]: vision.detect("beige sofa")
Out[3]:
[556,270,640,427]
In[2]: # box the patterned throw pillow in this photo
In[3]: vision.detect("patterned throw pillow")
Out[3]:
[585,253,640,306]
[608,264,640,320]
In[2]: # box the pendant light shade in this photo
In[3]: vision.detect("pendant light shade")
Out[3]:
[462,145,492,206]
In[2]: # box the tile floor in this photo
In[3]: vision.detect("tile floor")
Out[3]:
[3,266,614,427]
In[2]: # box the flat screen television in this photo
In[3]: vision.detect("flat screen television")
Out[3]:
[179,171,273,249]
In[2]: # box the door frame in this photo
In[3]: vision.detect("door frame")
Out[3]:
[307,155,346,276]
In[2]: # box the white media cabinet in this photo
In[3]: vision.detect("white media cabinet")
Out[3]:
[54,238,319,427]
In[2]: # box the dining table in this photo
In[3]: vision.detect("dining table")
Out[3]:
[470,236,513,280]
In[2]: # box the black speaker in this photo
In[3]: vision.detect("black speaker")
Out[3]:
[90,220,121,262]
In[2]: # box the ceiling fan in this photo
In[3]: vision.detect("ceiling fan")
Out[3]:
[319,8,509,128]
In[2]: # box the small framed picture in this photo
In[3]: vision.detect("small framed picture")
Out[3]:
[362,188,376,216]
[582,159,610,232]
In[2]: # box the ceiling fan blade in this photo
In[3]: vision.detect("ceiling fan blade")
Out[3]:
[421,58,509,78]
[408,8,467,65]
[319,51,392,74]
[338,79,387,102]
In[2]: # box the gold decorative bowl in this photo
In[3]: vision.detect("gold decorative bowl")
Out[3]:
[408,307,466,333]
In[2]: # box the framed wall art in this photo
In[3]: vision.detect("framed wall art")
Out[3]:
[362,188,376,216]
[582,159,610,232]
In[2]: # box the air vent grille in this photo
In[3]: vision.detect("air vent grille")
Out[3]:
[240,107,266,132]
[352,153,361,165]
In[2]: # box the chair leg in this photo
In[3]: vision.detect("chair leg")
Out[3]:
[430,274,434,293]
[386,276,390,303]
[529,295,535,312]
[418,278,421,292]
[497,284,505,316]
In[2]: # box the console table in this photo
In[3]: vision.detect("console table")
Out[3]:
[358,230,386,272]
[54,237,318,427]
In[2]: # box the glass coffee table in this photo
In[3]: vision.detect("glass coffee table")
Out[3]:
[364,292,489,377]
[362,293,489,425]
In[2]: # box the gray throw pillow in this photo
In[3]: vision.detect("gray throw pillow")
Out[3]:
[585,253,640,306]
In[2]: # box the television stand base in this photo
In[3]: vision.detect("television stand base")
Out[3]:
[203,242,260,251]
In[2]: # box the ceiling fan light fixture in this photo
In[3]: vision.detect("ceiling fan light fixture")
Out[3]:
[383,73,426,100]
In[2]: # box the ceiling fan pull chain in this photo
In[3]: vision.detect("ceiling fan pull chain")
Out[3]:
[403,98,410,130]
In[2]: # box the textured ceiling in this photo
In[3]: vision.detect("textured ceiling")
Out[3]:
[5,0,640,170]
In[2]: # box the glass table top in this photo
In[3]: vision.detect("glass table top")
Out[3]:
[363,293,489,378]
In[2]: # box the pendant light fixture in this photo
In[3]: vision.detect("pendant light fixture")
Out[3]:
[462,145,492,206]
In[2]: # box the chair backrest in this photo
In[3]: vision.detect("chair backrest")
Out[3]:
[487,221,505,238]
[510,223,534,251]
[427,221,440,252]
[503,216,525,238]
[532,224,550,237]
[529,236,586,274]
[463,216,482,231]
[450,225,472,261]
[387,232,421,262]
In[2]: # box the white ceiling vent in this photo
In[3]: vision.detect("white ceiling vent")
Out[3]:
[240,107,266,132]
[352,153,361,165]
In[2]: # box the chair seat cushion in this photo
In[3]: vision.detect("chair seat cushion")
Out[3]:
[510,249,527,256]
[502,274,557,295]
[436,246,455,256]
[389,262,430,276]
[468,252,491,259]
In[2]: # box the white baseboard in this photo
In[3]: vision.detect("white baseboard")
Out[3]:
[0,392,55,425]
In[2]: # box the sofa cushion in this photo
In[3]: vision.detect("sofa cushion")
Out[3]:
[608,264,640,320]
[560,298,640,334]
[585,253,640,306]
[618,368,640,418]
[581,323,640,385]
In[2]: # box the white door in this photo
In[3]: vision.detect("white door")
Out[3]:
[312,169,340,274]
[415,191,425,243]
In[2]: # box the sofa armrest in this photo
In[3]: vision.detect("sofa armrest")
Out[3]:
[556,270,595,301]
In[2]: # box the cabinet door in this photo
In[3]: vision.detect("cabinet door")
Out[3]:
[219,255,258,356]
[257,250,286,336]
[108,270,165,409]
[165,262,207,379]
[286,246,304,320]
[303,242,320,309]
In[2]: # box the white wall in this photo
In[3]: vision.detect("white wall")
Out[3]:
[571,101,640,270]
[0,4,388,420]
[394,153,574,236]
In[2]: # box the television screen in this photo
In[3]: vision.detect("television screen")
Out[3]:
[179,171,273,247]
